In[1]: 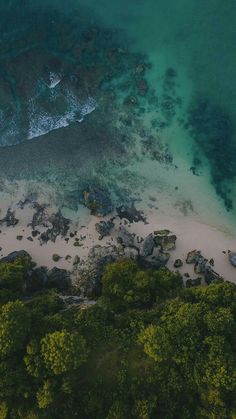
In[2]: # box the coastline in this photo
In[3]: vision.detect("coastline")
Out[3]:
[0,199,235,283]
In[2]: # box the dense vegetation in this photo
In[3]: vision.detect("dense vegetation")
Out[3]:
[0,256,236,418]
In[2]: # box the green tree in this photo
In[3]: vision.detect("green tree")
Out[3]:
[102,260,182,311]
[41,330,87,375]
[0,256,33,292]
[0,300,30,358]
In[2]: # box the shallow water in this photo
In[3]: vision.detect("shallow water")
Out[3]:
[0,0,236,231]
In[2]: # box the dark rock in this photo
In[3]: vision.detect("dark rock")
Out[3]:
[186,250,201,264]
[74,245,124,297]
[26,266,48,292]
[186,277,202,288]
[154,230,177,251]
[0,209,19,227]
[83,187,113,216]
[174,259,183,268]
[52,254,61,262]
[139,251,170,269]
[73,240,83,247]
[0,250,31,264]
[16,235,23,241]
[228,251,236,267]
[116,204,147,223]
[194,256,208,275]
[136,78,149,96]
[117,226,135,248]
[73,255,80,265]
[27,236,33,242]
[46,267,71,291]
[95,220,115,240]
[209,258,215,266]
[139,234,155,257]
[32,230,39,237]
[204,266,223,285]
[39,211,70,244]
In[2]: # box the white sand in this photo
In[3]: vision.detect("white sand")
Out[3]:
[0,200,235,283]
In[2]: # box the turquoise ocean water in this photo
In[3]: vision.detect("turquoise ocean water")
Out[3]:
[0,0,236,230]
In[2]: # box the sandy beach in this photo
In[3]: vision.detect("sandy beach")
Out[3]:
[0,197,235,283]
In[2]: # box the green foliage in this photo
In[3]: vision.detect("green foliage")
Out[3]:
[102,259,182,311]
[0,257,236,418]
[0,301,30,358]
[0,256,33,292]
[41,330,87,375]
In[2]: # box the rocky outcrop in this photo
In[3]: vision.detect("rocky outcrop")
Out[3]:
[117,226,135,248]
[0,209,19,227]
[39,211,70,244]
[46,267,71,291]
[73,245,124,297]
[139,233,155,257]
[95,220,115,240]
[228,251,236,267]
[153,230,177,251]
[186,250,201,264]
[83,187,113,216]
[174,259,183,268]
[0,250,32,264]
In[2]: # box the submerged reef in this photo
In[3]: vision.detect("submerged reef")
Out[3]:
[186,99,236,210]
[0,1,172,209]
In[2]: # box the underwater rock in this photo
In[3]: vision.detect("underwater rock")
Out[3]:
[186,100,236,210]
[83,187,114,217]
[228,251,236,267]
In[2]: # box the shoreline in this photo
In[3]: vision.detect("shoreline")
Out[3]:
[0,200,235,283]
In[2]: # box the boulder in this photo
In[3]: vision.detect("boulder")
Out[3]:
[186,277,202,288]
[139,251,170,269]
[186,250,201,264]
[139,234,155,257]
[74,245,124,297]
[124,247,139,260]
[26,266,48,292]
[204,266,223,285]
[117,226,135,248]
[228,251,236,267]
[154,230,177,251]
[95,220,115,240]
[194,256,208,274]
[0,250,32,264]
[83,187,113,216]
[174,259,183,268]
[46,267,71,291]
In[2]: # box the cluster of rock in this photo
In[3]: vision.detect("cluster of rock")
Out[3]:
[0,209,19,227]
[0,251,71,292]
[29,205,70,244]
[73,228,177,297]
[186,249,223,284]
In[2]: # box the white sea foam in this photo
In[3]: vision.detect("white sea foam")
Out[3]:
[27,86,97,140]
